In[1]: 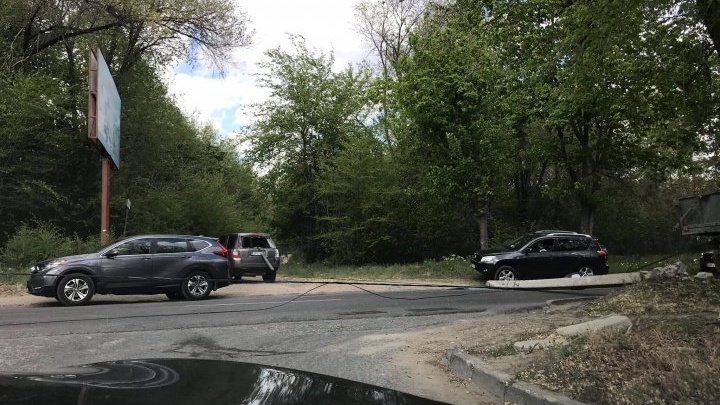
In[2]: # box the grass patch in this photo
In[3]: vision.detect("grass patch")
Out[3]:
[281,256,478,281]
[484,343,519,358]
[607,253,698,275]
[280,253,702,281]
[587,278,720,316]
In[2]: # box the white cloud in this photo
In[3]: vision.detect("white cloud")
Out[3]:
[166,0,368,136]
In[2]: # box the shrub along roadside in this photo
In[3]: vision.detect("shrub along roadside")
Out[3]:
[0,224,101,275]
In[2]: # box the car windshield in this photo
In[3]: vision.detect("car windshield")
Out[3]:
[505,234,537,250]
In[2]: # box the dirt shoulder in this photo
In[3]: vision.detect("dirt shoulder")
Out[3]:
[0,276,479,307]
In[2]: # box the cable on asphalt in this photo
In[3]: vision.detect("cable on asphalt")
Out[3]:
[0,280,507,328]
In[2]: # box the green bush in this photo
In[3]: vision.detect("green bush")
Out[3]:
[0,224,101,272]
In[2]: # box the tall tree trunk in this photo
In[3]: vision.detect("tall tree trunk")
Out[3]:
[697,0,720,55]
[473,204,489,249]
[579,201,595,235]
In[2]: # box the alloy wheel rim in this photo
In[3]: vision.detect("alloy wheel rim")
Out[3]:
[498,269,515,281]
[63,278,89,302]
[578,267,594,277]
[187,275,209,296]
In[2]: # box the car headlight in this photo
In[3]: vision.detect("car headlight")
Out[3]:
[480,255,498,264]
[38,259,66,273]
[30,265,39,274]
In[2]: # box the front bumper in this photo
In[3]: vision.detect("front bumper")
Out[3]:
[470,260,494,279]
[26,274,57,297]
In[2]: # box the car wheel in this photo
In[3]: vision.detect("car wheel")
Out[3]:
[166,291,185,301]
[495,266,518,281]
[182,271,212,300]
[578,266,595,277]
[262,272,276,282]
[56,274,95,306]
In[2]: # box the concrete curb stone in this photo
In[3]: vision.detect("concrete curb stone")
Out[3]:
[556,315,632,337]
[445,347,586,405]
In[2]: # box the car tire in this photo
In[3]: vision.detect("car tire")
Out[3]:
[181,271,213,300]
[494,266,518,281]
[56,274,95,306]
[166,291,185,301]
[577,265,595,277]
[262,272,277,282]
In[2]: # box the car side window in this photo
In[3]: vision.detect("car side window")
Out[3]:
[155,238,191,254]
[113,239,151,256]
[528,238,555,253]
[558,238,589,251]
[189,239,211,251]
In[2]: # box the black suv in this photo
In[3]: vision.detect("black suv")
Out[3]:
[470,231,609,280]
[27,235,230,305]
[218,233,280,282]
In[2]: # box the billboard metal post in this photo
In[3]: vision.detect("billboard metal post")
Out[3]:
[101,157,111,242]
[88,48,121,244]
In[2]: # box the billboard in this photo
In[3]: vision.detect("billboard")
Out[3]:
[88,48,121,169]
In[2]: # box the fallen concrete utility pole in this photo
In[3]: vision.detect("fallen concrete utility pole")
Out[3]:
[486,272,641,289]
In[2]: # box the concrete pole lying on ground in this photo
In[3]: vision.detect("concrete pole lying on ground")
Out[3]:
[486,272,641,289]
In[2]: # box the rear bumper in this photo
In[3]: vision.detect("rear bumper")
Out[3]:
[230,261,280,275]
[26,274,57,297]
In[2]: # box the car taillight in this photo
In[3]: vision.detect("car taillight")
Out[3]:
[232,249,241,259]
[214,242,228,258]
[597,249,607,258]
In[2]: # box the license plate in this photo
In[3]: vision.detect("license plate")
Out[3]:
[251,252,263,256]
[708,262,716,268]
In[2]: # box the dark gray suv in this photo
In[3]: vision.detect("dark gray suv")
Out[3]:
[26,235,230,306]
[219,233,279,282]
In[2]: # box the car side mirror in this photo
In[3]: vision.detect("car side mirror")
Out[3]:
[104,250,119,258]
[522,248,532,254]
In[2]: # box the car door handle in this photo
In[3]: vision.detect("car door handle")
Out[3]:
[142,257,151,260]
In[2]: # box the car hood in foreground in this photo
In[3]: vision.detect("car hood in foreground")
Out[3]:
[0,358,445,405]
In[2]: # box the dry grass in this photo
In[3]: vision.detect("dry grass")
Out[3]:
[517,279,720,404]
[586,278,720,316]
[519,317,720,404]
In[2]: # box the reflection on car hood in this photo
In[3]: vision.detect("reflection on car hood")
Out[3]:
[474,248,513,256]
[36,254,92,267]
[0,359,445,405]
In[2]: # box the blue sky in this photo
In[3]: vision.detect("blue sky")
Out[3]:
[166,0,369,137]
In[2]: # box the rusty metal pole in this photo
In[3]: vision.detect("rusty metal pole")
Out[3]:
[101,156,111,244]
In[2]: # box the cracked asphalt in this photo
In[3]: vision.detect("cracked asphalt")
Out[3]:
[0,282,611,403]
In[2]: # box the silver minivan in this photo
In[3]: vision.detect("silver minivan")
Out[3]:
[219,233,280,282]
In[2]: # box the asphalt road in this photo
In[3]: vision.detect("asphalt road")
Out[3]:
[0,284,612,402]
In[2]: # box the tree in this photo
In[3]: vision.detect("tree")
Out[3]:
[2,0,251,72]
[248,37,372,261]
[396,2,514,249]
[483,0,716,234]
[355,0,424,147]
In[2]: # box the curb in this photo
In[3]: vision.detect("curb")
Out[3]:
[445,347,586,405]
[545,296,599,306]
